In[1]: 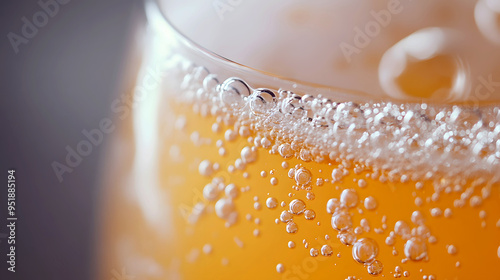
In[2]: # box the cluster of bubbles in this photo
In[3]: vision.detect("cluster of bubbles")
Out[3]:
[171,58,500,188]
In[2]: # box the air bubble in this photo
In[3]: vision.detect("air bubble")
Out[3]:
[250,89,277,115]
[288,241,295,249]
[279,143,294,158]
[364,196,377,210]
[266,197,278,209]
[241,146,257,163]
[286,221,298,234]
[294,167,312,186]
[404,237,428,261]
[358,179,367,188]
[340,189,359,208]
[203,183,220,201]
[215,198,235,219]
[199,160,214,176]
[276,263,285,273]
[280,210,293,222]
[352,238,379,264]
[321,245,333,256]
[394,220,411,237]
[447,244,457,255]
[326,198,340,213]
[367,260,384,275]
[289,199,307,215]
[304,209,316,220]
[331,212,353,231]
[338,230,357,245]
[310,248,319,257]
[224,184,239,199]
[219,78,250,108]
[411,211,425,225]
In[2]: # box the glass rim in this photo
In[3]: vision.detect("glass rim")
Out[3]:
[147,0,500,107]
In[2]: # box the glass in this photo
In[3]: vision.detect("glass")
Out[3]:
[98,1,500,279]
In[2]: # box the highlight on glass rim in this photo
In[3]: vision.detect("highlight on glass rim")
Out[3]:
[98,0,500,279]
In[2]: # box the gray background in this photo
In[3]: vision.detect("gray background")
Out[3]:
[0,0,140,279]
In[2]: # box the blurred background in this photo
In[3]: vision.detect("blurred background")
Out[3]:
[0,0,141,279]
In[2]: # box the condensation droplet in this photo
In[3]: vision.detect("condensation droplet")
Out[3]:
[352,238,379,264]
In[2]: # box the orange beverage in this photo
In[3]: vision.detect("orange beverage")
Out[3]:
[98,1,500,279]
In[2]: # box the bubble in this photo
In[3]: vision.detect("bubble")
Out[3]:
[394,220,411,237]
[294,167,312,186]
[202,244,213,254]
[219,77,251,108]
[304,209,316,220]
[278,143,294,158]
[253,229,260,237]
[250,89,277,115]
[411,211,425,225]
[215,198,235,219]
[364,196,377,210]
[203,183,220,201]
[497,246,500,258]
[238,126,250,137]
[241,146,257,163]
[352,238,379,264]
[266,197,278,209]
[385,235,395,246]
[199,160,214,176]
[280,210,293,222]
[358,179,367,188]
[338,230,357,245]
[203,74,219,93]
[326,198,340,213]
[319,245,333,257]
[276,263,285,273]
[288,241,295,249]
[447,244,457,255]
[286,221,298,234]
[224,184,239,199]
[367,260,384,275]
[331,212,353,231]
[340,189,359,208]
[470,196,483,207]
[331,168,343,181]
[430,208,442,217]
[254,202,262,210]
[260,171,267,177]
[289,199,307,215]
[310,248,319,257]
[270,177,278,185]
[404,237,428,261]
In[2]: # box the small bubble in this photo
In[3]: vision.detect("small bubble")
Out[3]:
[260,171,267,177]
[364,196,378,210]
[358,179,367,188]
[280,210,293,222]
[241,146,257,163]
[286,221,298,234]
[276,263,285,273]
[415,197,423,207]
[444,208,453,218]
[411,211,425,225]
[288,241,295,248]
[341,189,359,208]
[430,208,442,217]
[279,143,294,158]
[282,161,289,169]
[289,199,307,215]
[270,177,278,185]
[386,236,395,246]
[295,167,312,186]
[470,196,483,207]
[338,230,357,245]
[479,210,487,219]
[203,183,220,201]
[404,237,427,261]
[266,197,278,209]
[497,246,500,258]
[394,220,411,237]
[254,202,262,210]
[310,248,319,257]
[306,192,315,200]
[215,198,235,219]
[447,244,457,255]
[352,238,379,264]
[316,178,324,186]
[224,184,239,199]
[326,198,340,214]
[321,245,333,256]
[199,160,214,176]
[367,260,384,275]
[331,168,343,181]
[332,212,353,231]
[304,209,316,220]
